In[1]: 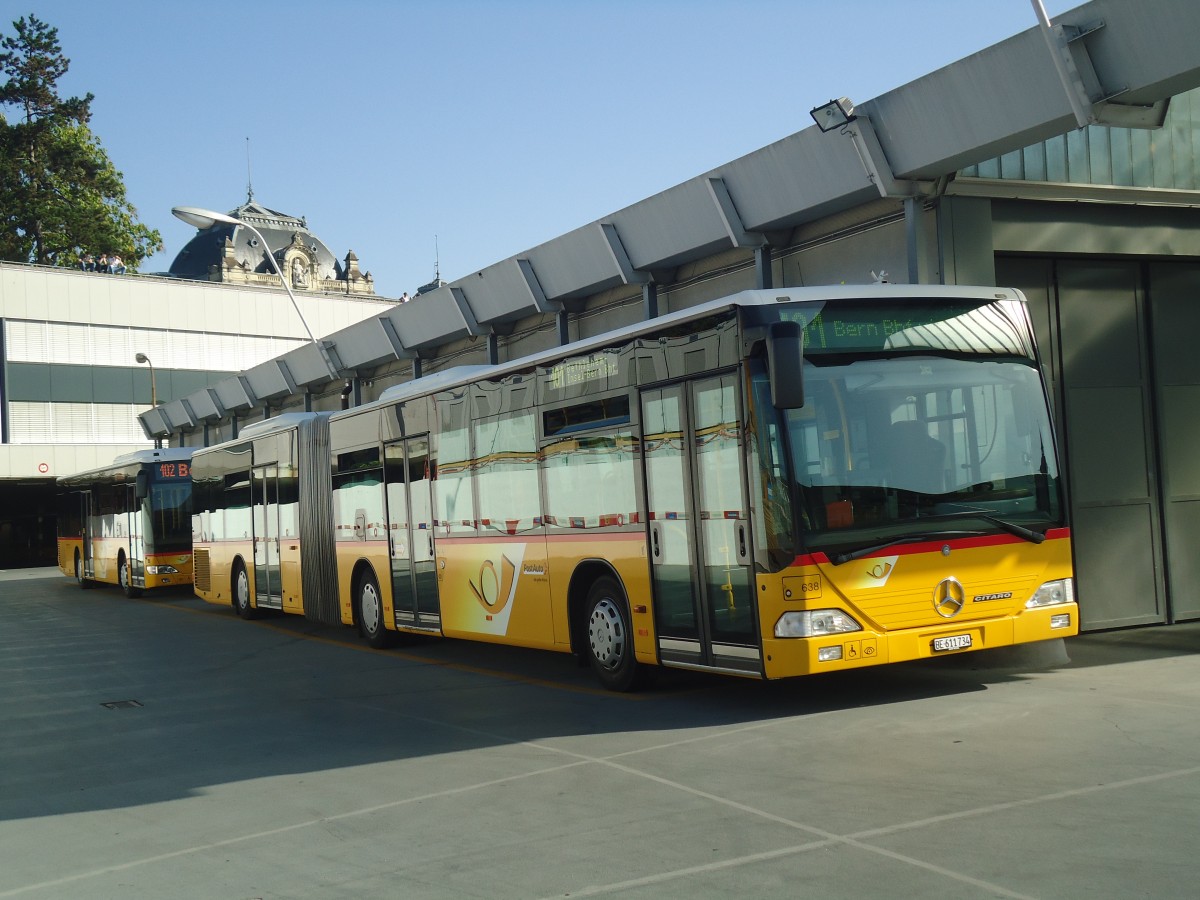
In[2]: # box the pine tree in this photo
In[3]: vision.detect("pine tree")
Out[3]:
[0,14,161,269]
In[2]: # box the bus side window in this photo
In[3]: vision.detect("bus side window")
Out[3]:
[475,411,540,535]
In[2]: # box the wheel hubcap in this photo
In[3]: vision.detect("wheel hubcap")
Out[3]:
[588,598,625,670]
[361,584,381,634]
[236,572,248,609]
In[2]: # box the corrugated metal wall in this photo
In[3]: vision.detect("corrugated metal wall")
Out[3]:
[964,88,1200,189]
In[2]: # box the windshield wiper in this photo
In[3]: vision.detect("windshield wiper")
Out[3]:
[829,530,984,566]
[826,508,1047,565]
[932,505,1047,544]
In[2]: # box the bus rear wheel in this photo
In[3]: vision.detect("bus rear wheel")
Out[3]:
[585,576,641,692]
[357,569,395,649]
[232,561,258,620]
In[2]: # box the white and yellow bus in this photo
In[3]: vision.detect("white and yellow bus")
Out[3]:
[57,448,194,596]
[189,286,1077,689]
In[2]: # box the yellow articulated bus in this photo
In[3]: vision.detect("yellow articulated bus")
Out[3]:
[189,286,1077,690]
[57,448,194,596]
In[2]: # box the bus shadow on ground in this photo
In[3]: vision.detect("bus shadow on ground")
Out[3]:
[5,578,1195,824]
[193,597,1064,722]
[163,590,1200,713]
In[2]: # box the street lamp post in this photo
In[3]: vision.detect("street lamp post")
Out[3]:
[171,206,340,381]
[135,352,161,448]
[135,352,156,408]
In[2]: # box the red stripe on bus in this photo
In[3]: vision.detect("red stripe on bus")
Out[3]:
[434,531,645,546]
[793,527,1071,566]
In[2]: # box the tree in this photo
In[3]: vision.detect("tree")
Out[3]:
[0,14,161,269]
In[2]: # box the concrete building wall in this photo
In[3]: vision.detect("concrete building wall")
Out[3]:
[0,262,395,478]
[0,263,397,566]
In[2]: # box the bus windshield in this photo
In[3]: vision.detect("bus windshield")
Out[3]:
[149,482,192,553]
[748,298,1063,561]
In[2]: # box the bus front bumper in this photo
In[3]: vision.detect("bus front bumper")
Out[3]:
[761,604,1079,679]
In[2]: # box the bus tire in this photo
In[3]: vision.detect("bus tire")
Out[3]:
[357,568,395,649]
[585,576,641,692]
[75,551,93,589]
[118,553,142,599]
[232,560,258,620]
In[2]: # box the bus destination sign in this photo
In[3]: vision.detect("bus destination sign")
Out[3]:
[158,462,190,479]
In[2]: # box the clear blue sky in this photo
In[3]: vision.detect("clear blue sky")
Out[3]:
[12,0,1068,298]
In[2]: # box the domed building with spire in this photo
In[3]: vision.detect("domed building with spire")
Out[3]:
[168,197,377,297]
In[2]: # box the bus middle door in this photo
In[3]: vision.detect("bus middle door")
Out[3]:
[641,373,760,675]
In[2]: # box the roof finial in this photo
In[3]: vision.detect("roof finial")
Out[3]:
[245,136,254,203]
[433,234,440,281]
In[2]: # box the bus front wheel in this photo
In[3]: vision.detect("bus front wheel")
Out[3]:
[75,552,93,590]
[585,576,641,692]
[357,569,395,649]
[119,553,142,599]
[232,561,258,620]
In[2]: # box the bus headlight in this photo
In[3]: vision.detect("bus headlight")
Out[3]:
[1026,578,1075,608]
[146,565,179,575]
[774,609,863,638]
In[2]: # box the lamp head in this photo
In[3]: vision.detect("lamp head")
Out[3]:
[135,353,150,365]
[172,205,239,230]
[810,97,857,132]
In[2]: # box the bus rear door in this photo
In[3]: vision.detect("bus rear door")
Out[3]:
[385,437,440,631]
[252,465,284,609]
[78,490,94,578]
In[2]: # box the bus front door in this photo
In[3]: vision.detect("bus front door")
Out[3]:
[252,465,283,609]
[126,484,144,589]
[385,437,440,632]
[642,374,760,675]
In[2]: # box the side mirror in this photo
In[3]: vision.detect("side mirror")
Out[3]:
[767,321,805,409]
[135,469,150,500]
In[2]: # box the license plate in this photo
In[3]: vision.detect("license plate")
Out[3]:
[932,634,972,652]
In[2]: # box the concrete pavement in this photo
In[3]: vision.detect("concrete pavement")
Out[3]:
[1,567,1198,898]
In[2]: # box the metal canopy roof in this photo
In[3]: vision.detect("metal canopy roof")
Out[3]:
[869,2,1200,178]
[141,0,1200,440]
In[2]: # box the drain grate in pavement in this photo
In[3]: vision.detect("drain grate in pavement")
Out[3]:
[100,699,143,709]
